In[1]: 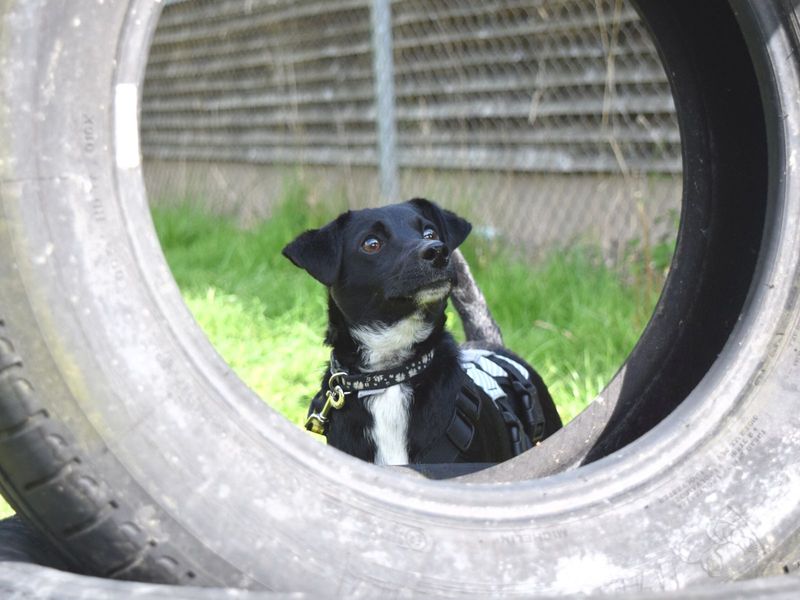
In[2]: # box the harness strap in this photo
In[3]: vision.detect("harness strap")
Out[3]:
[416,378,483,463]
[309,348,551,461]
[485,355,546,444]
[417,368,535,463]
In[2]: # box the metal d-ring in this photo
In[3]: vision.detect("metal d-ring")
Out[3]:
[326,371,347,409]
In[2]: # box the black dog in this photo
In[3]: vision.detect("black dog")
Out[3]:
[283,199,561,465]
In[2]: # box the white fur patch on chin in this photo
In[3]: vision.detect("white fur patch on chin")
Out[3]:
[363,384,411,465]
[414,281,452,306]
[351,310,433,371]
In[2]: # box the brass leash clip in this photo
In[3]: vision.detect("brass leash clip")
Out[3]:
[305,372,348,435]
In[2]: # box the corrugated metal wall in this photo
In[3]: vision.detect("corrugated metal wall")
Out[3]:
[141,0,681,259]
[142,0,679,174]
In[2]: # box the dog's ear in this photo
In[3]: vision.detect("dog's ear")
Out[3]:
[282,212,350,286]
[408,198,472,249]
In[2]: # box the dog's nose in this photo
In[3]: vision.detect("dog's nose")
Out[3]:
[419,241,450,267]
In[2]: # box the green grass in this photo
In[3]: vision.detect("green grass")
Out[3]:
[152,192,667,425]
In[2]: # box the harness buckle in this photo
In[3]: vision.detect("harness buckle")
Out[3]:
[305,411,327,435]
[304,372,349,435]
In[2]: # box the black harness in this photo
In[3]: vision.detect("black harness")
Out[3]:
[306,348,547,463]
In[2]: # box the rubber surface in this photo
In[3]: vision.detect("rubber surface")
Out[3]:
[1,0,800,596]
[0,516,69,568]
[0,515,798,600]
[0,518,798,600]
[0,564,799,600]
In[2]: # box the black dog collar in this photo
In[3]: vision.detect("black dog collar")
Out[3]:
[329,349,436,393]
[305,349,436,435]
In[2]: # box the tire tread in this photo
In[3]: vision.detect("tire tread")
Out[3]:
[0,323,189,584]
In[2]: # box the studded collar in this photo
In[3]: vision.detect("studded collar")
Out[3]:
[328,348,436,393]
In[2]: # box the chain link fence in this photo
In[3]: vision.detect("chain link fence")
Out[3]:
[141,0,681,262]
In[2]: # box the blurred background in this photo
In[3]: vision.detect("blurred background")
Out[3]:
[140,0,682,426]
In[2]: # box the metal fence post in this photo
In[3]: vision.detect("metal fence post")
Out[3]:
[370,0,400,202]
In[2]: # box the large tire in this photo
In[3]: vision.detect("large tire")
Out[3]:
[1,0,800,595]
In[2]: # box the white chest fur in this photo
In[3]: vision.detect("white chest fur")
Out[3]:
[351,311,432,465]
[362,385,411,465]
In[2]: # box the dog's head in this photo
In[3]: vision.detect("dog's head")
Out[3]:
[282,198,471,325]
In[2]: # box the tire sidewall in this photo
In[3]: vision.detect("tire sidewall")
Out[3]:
[0,0,799,595]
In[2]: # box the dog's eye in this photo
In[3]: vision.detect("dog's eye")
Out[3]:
[361,237,382,254]
[423,228,439,240]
